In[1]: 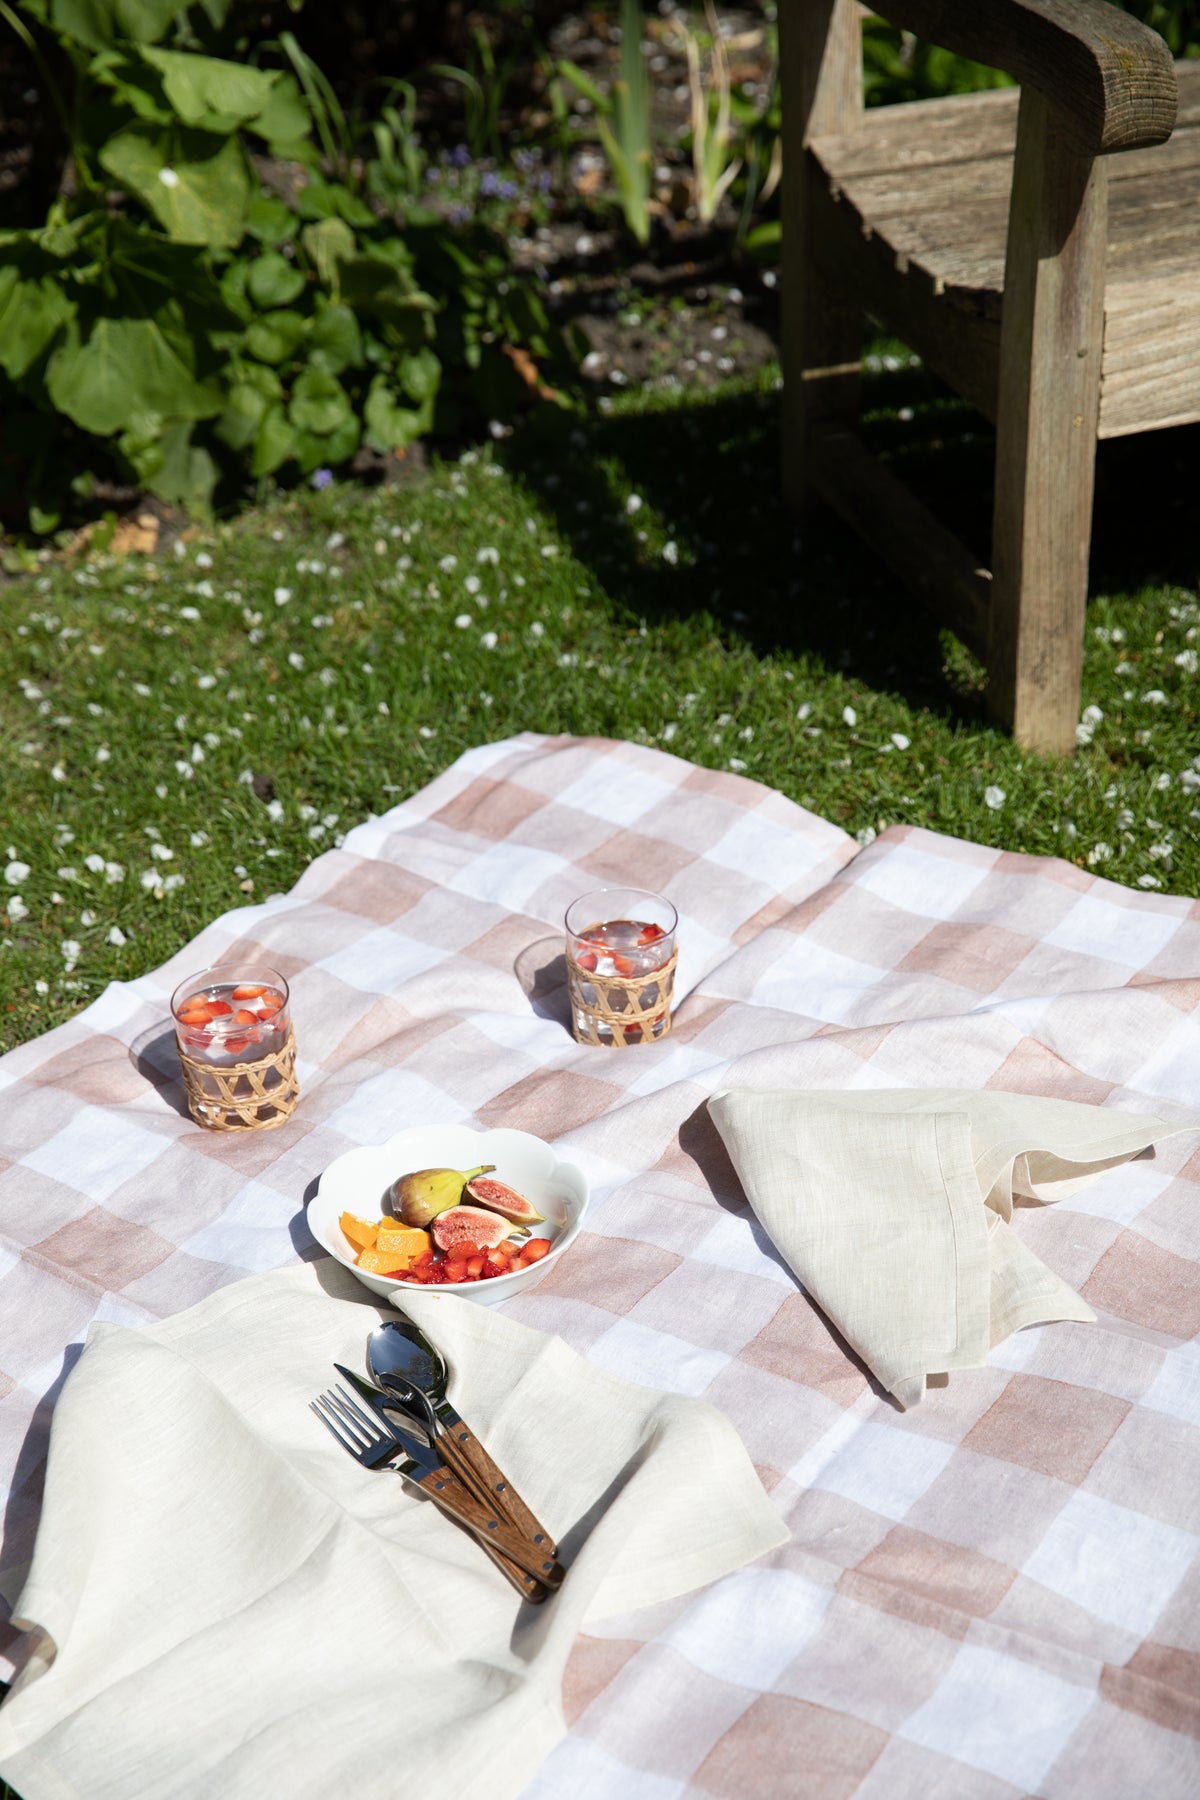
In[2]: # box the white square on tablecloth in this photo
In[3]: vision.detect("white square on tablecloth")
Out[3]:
[1043,890,1181,969]
[899,1640,1096,1788]
[790,1417,956,1522]
[556,761,678,827]
[447,840,569,912]
[747,937,894,1024]
[659,1566,830,1689]
[1022,1489,1198,1637]
[691,1213,798,1288]
[20,1106,168,1203]
[519,1734,687,1799]
[178,1179,301,1273]
[1060,1156,1171,1227]
[319,1069,475,1142]
[704,810,837,893]
[851,841,988,921]
[316,926,448,994]
[586,1317,731,1397]
[1140,1343,1200,1429]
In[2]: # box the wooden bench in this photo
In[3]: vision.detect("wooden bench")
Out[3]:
[780,0,1194,753]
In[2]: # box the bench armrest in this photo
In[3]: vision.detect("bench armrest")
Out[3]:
[871,0,1177,153]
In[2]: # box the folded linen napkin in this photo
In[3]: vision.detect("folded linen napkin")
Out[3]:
[708,1087,1192,1410]
[0,1261,787,1800]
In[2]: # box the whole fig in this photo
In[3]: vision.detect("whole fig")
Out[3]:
[392,1163,495,1229]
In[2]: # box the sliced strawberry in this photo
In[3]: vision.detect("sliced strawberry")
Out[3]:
[224,1036,249,1054]
[465,1255,485,1279]
[520,1237,552,1265]
[232,984,265,1000]
[637,922,666,945]
[234,1008,258,1025]
[575,950,598,972]
[207,1000,233,1016]
[612,953,634,977]
[178,1008,212,1027]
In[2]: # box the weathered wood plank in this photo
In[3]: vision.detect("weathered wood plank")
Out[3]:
[806,169,1002,416]
[875,0,1176,155]
[1099,290,1200,437]
[779,1,865,515]
[810,428,991,659]
[988,88,1107,756]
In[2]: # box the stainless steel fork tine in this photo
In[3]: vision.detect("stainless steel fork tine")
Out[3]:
[327,1385,387,1447]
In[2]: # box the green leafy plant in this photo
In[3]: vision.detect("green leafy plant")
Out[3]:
[677,1,742,226]
[0,0,571,530]
[558,0,654,245]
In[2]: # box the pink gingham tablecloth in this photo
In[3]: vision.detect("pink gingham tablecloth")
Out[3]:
[1,732,1198,1798]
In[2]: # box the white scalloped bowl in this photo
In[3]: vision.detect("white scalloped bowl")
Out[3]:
[307,1124,589,1307]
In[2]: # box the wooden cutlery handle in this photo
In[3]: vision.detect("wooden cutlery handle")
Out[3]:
[438,1408,563,1579]
[405,1463,561,1588]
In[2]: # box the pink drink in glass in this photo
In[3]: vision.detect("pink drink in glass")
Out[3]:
[171,966,291,1069]
[565,888,677,1044]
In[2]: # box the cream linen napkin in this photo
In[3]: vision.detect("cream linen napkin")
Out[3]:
[708,1087,1192,1410]
[0,1260,786,1800]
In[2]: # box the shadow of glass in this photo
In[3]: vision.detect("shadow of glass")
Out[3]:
[514,936,572,1034]
[127,1021,190,1119]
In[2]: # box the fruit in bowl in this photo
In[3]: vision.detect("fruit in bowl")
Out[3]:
[339,1163,554,1286]
[307,1125,589,1307]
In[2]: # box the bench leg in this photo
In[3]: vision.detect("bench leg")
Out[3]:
[988,88,1108,757]
[779,0,863,516]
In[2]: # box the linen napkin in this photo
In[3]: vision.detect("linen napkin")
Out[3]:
[708,1087,1192,1409]
[0,1260,787,1800]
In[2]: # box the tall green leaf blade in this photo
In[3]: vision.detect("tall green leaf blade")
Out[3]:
[113,0,185,44]
[100,126,250,249]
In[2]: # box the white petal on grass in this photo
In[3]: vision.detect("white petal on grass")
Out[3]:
[61,938,81,960]
[1142,689,1168,705]
[274,587,291,606]
[107,926,127,947]
[455,614,472,629]
[105,862,124,883]
[5,861,30,884]
[842,706,857,727]
[149,843,174,861]
[7,896,28,922]
[984,786,1006,810]
[481,631,498,649]
[662,541,679,565]
[477,547,499,565]
[1138,873,1162,889]
[891,733,910,750]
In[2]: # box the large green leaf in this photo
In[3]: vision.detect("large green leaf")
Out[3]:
[46,314,222,435]
[308,303,363,375]
[49,0,181,50]
[337,252,435,331]
[246,250,306,309]
[245,193,294,246]
[0,271,74,380]
[244,308,308,364]
[397,345,440,404]
[100,126,250,249]
[149,420,217,513]
[248,74,310,152]
[293,411,359,476]
[301,217,355,290]
[293,174,374,228]
[250,402,294,476]
[363,371,434,451]
[288,367,350,436]
[215,380,269,452]
[138,49,280,132]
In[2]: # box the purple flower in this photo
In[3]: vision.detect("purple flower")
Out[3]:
[425,167,440,184]
[450,143,471,168]
[480,170,501,197]
[448,205,471,224]
[311,468,333,490]
[513,148,541,174]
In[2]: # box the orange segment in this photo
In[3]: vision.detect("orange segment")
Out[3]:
[376,1222,431,1264]
[358,1246,419,1276]
[339,1211,380,1251]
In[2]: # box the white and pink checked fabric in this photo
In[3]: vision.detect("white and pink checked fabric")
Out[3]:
[2,732,1198,1798]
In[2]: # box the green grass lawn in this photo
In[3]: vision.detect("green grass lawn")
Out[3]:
[1,358,1198,1056]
